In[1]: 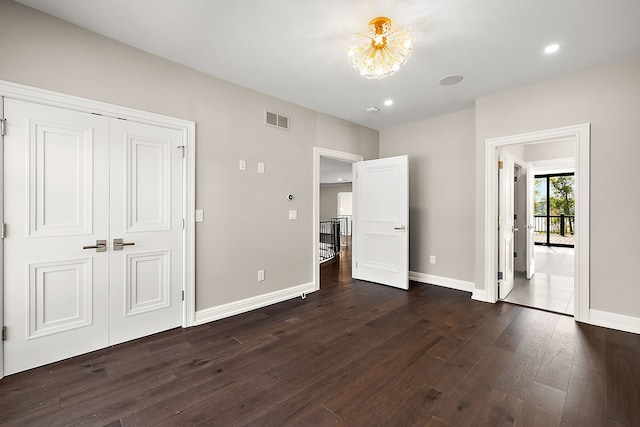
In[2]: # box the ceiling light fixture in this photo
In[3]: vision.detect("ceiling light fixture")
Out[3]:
[348,16,414,80]
[384,99,393,106]
[366,106,380,112]
[544,43,560,54]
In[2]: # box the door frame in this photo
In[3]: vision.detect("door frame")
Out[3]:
[312,147,362,290]
[0,81,196,378]
[482,124,590,322]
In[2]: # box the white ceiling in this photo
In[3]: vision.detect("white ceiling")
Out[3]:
[14,0,640,131]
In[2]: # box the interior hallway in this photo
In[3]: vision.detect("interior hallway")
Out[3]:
[503,245,575,315]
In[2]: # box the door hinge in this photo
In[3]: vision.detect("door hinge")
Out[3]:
[182,290,185,301]
[178,145,185,158]
[498,271,503,280]
[514,176,518,182]
[183,218,185,230]
[1,223,6,239]
[355,262,358,269]
[514,252,517,258]
[1,326,6,341]
[1,118,6,136]
[498,160,504,169]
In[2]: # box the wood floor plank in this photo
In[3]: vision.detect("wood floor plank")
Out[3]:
[535,315,578,392]
[493,309,559,400]
[561,364,606,425]
[426,297,501,361]
[605,329,640,424]
[321,320,447,419]
[427,302,521,396]
[518,381,566,427]
[433,345,515,425]
[470,389,524,426]
[573,322,607,373]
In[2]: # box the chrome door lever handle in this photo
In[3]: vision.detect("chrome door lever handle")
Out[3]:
[83,240,107,252]
[113,238,135,251]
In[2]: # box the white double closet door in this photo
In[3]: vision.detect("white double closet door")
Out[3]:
[4,99,184,375]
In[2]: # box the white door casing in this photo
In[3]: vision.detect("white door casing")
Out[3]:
[352,155,409,290]
[525,162,536,279]
[482,124,589,322]
[498,150,515,299]
[3,99,185,375]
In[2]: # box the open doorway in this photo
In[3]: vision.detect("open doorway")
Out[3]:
[312,148,362,291]
[499,149,576,315]
[318,158,352,263]
[484,124,590,322]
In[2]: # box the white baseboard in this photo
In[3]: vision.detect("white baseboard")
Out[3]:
[589,309,640,335]
[471,288,491,303]
[409,271,475,293]
[194,282,316,326]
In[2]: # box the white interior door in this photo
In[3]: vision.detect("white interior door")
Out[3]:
[3,99,183,375]
[352,155,409,290]
[109,119,183,345]
[498,150,515,299]
[4,100,111,374]
[525,162,535,279]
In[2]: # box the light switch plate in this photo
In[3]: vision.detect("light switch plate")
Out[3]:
[289,210,297,220]
[258,162,265,173]
[239,160,246,171]
[195,210,204,222]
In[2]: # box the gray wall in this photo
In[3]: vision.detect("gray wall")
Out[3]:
[380,108,476,282]
[319,183,352,222]
[475,55,640,318]
[0,0,379,311]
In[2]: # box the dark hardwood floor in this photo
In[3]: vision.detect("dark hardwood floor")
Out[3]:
[2,244,640,426]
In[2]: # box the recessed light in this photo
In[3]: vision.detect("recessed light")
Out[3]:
[544,44,559,54]
[439,74,464,86]
[384,99,393,106]
[366,106,380,113]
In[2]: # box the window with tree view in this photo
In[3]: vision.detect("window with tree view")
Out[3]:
[534,173,575,247]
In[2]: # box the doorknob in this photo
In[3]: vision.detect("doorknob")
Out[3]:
[83,240,107,252]
[512,227,519,232]
[113,238,135,251]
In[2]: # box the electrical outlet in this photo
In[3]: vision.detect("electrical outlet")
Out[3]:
[430,255,436,264]
[257,270,265,282]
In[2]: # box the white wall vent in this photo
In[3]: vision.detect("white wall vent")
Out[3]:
[265,110,289,130]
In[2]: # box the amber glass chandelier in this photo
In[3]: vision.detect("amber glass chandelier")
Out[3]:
[347,16,414,79]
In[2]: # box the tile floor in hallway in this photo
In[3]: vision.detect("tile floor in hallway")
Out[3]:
[502,245,575,315]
